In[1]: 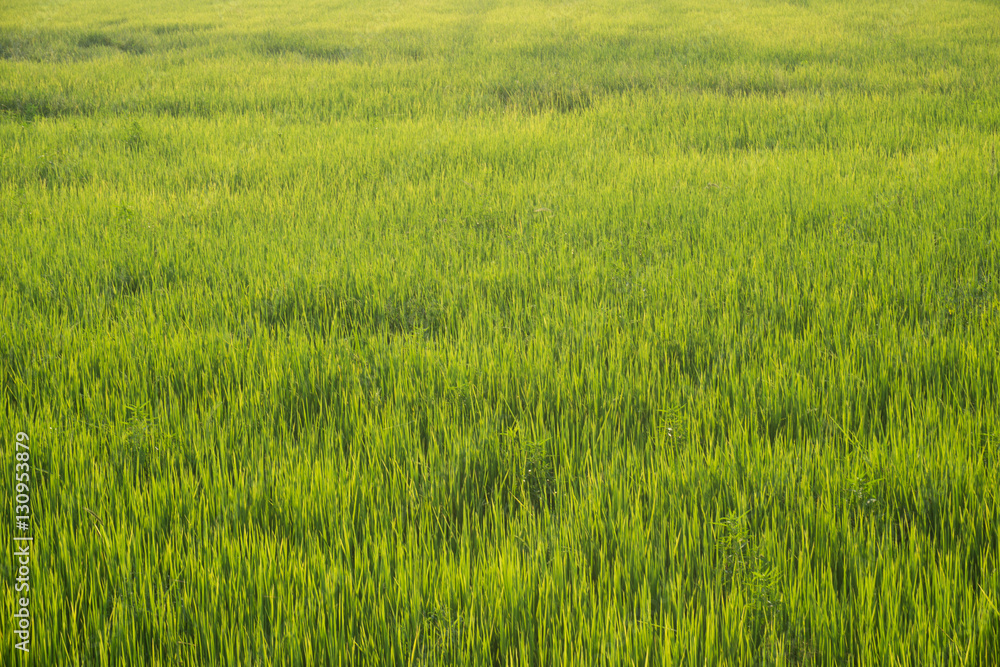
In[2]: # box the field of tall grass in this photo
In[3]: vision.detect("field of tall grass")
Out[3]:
[2,0,999,664]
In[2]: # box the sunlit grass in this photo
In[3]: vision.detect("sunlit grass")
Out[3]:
[2,0,999,664]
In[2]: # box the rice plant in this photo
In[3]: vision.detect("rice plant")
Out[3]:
[2,0,999,664]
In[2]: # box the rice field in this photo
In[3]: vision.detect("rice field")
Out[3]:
[1,0,999,664]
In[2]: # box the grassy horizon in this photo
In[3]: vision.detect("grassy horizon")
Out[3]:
[2,0,999,664]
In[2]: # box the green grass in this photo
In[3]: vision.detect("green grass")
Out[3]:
[2,0,999,664]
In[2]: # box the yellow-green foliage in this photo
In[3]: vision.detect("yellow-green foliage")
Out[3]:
[2,0,999,664]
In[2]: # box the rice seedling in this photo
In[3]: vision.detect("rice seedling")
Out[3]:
[2,0,999,664]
